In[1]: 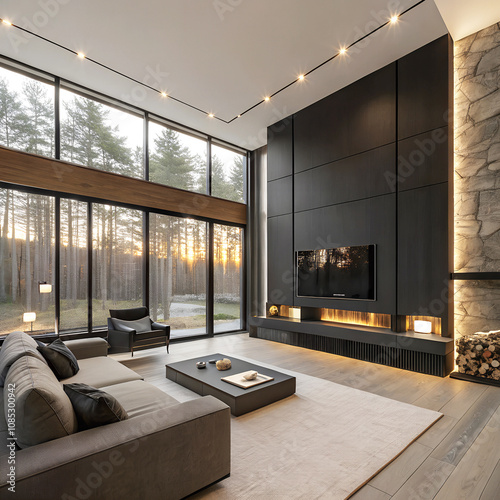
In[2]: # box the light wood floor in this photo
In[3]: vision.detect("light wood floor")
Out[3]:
[115,333,500,500]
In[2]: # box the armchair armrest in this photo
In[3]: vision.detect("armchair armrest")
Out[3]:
[64,337,109,359]
[151,321,170,336]
[110,325,136,333]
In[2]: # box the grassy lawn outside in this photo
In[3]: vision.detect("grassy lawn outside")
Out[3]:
[1,298,241,334]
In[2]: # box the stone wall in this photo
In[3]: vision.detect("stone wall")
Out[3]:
[454,22,500,336]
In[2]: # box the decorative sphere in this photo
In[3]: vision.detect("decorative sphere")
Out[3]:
[269,305,279,316]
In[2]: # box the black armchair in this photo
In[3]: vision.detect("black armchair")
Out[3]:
[107,306,170,356]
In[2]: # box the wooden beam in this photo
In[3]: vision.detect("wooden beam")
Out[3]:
[0,146,246,225]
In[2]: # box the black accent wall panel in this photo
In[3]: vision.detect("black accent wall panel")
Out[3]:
[398,35,451,140]
[268,214,294,306]
[294,195,396,313]
[397,127,449,192]
[294,63,396,172]
[267,176,292,217]
[398,183,449,317]
[267,118,293,181]
[294,144,395,212]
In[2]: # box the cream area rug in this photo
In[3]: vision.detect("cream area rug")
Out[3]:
[163,356,442,500]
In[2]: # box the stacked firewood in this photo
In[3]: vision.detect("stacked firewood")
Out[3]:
[456,330,500,380]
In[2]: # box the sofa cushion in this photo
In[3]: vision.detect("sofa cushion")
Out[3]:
[61,357,143,387]
[63,383,128,430]
[4,356,77,448]
[100,380,180,418]
[64,337,109,360]
[37,339,80,379]
[111,316,151,333]
[0,331,47,387]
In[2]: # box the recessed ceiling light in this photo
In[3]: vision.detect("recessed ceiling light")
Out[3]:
[1,19,12,26]
[77,52,86,59]
[390,15,399,24]
[339,47,347,55]
[160,91,168,97]
[298,74,305,81]
[208,113,214,118]
[264,96,270,102]
[237,114,241,118]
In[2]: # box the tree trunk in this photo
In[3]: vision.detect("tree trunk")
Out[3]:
[11,194,17,302]
[25,195,32,311]
[0,190,10,301]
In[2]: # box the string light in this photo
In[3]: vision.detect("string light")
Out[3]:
[1,0,424,122]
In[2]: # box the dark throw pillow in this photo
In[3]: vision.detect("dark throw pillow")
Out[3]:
[63,383,128,430]
[37,339,80,380]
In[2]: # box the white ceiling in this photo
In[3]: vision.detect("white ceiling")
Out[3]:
[0,1,498,150]
[433,0,500,41]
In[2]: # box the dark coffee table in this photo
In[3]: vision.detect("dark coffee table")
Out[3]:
[166,353,296,416]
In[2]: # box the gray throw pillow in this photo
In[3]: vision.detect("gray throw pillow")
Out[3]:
[37,339,80,380]
[63,383,128,431]
[111,316,152,333]
[0,331,47,387]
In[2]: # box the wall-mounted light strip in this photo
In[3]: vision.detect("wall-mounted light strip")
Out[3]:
[0,0,426,124]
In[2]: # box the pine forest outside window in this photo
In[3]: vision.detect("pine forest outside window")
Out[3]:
[214,224,243,333]
[149,122,207,193]
[211,144,245,203]
[92,204,143,329]
[150,214,207,338]
[60,199,88,331]
[0,60,247,339]
[0,66,55,157]
[0,189,55,334]
[60,89,144,179]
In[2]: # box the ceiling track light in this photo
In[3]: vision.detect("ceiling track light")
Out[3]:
[0,0,425,123]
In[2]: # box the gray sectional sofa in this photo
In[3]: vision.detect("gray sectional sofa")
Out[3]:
[0,332,230,499]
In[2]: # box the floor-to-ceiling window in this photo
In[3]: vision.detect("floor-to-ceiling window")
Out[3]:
[0,188,55,334]
[0,57,247,340]
[150,214,207,339]
[92,204,143,329]
[59,199,88,331]
[214,224,243,333]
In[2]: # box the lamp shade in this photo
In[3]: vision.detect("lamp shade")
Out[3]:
[39,283,52,293]
[23,312,36,323]
[414,320,432,334]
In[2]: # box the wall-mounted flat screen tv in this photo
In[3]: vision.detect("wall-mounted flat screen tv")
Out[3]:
[297,245,376,300]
